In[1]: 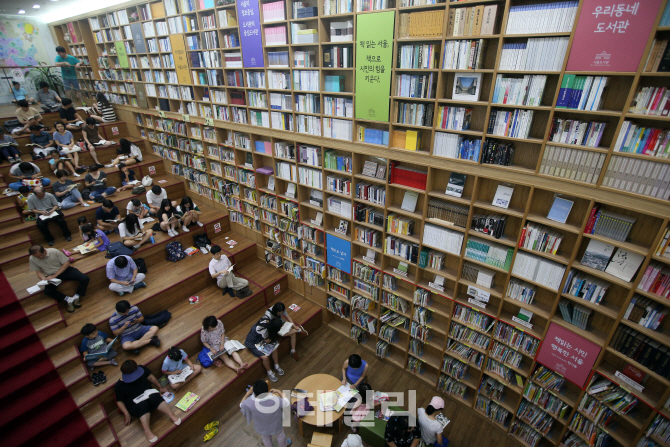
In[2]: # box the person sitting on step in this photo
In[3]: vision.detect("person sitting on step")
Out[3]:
[80,223,110,252]
[264,302,305,361]
[58,98,85,131]
[80,323,118,377]
[95,199,121,234]
[126,198,149,219]
[29,244,89,312]
[28,125,57,158]
[27,186,71,245]
[16,185,35,221]
[107,138,142,168]
[119,212,153,250]
[116,163,137,192]
[84,165,116,200]
[9,161,51,191]
[81,117,111,167]
[114,360,181,444]
[109,300,160,354]
[90,92,117,123]
[52,121,81,169]
[107,255,146,296]
[175,196,203,232]
[13,100,45,135]
[48,151,78,178]
[244,314,284,382]
[342,354,369,387]
[158,198,181,237]
[146,185,176,215]
[52,170,88,210]
[209,244,250,297]
[200,315,248,373]
[161,347,202,391]
[10,81,33,104]
[0,127,21,164]
[36,81,62,113]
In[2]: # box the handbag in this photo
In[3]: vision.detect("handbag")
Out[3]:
[132,185,146,194]
[141,175,153,187]
[198,347,214,368]
[22,178,42,187]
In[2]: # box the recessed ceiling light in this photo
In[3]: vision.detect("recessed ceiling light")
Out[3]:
[18,9,25,13]
[33,4,40,8]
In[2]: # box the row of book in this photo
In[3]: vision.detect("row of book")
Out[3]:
[505,1,578,35]
[398,10,443,38]
[638,262,670,298]
[423,223,463,255]
[629,86,670,116]
[465,237,514,271]
[583,205,636,242]
[656,226,670,259]
[436,106,472,131]
[433,134,481,162]
[512,252,566,291]
[446,4,497,37]
[471,214,507,240]
[613,121,670,158]
[538,145,606,185]
[394,73,434,99]
[548,119,606,148]
[442,39,487,70]
[398,44,438,70]
[394,102,434,127]
[602,156,670,201]
[644,39,670,73]
[610,326,670,378]
[558,300,592,331]
[480,140,514,167]
[624,295,667,330]
[556,75,609,111]
[518,222,563,254]
[491,75,547,107]
[498,37,569,72]
[427,199,468,228]
[487,109,533,139]
[562,271,610,304]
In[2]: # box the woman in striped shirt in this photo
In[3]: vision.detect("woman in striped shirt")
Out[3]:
[91,92,117,123]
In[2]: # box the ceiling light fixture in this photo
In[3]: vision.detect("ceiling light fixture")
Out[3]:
[33,4,40,8]
[18,9,25,13]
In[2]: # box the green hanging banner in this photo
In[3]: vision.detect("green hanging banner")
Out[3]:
[114,42,129,69]
[355,11,395,122]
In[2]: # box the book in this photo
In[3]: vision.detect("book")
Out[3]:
[580,239,615,271]
[318,390,338,411]
[168,365,194,384]
[401,191,419,213]
[84,336,118,361]
[605,248,645,282]
[277,321,294,336]
[207,339,245,360]
[547,197,574,224]
[445,173,466,198]
[492,185,514,209]
[255,340,279,355]
[175,392,200,411]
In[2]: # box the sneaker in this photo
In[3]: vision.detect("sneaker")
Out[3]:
[290,350,299,361]
[133,244,141,250]
[196,221,204,227]
[182,226,190,232]
[73,172,81,177]
[48,240,55,246]
[275,366,284,376]
[149,336,161,347]
[65,236,72,242]
[118,291,124,296]
[73,298,81,308]
[92,372,101,386]
[109,359,118,366]
[98,371,107,384]
[133,281,147,290]
[66,302,75,313]
[65,296,77,304]
[104,164,114,168]
[267,370,278,382]
[286,439,292,446]
[167,229,175,237]
[26,216,36,221]
[82,202,90,207]
[200,247,208,255]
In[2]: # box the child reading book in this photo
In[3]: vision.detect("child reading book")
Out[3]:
[117,163,138,192]
[417,396,450,447]
[161,347,202,391]
[80,323,118,385]
[80,223,110,252]
[48,151,78,177]
[0,127,21,164]
[16,185,35,221]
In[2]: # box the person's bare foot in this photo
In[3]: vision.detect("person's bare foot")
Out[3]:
[242,362,249,369]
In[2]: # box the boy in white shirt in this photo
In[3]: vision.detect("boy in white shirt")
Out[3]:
[146,185,176,215]
[209,245,249,297]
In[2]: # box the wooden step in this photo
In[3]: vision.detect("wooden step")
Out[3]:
[92,420,118,447]
[20,292,57,318]
[81,402,106,429]
[29,309,64,334]
[0,202,19,220]
[47,340,80,369]
[57,355,89,387]
[0,234,33,268]
[0,233,31,251]
[0,213,23,230]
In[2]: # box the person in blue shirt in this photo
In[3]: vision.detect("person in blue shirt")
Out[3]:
[342,354,369,387]
[10,81,33,104]
[55,46,82,102]
[161,347,201,391]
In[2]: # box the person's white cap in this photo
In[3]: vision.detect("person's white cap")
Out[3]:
[429,396,445,410]
[345,434,363,447]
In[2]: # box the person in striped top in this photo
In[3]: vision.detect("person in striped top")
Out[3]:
[109,300,160,353]
[86,92,118,124]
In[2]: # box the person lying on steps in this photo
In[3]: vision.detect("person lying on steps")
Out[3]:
[200,315,248,373]
[29,244,88,312]
[109,300,160,355]
[209,244,250,297]
[161,347,202,391]
[107,255,147,296]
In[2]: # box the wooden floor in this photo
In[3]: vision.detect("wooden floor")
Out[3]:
[180,324,520,447]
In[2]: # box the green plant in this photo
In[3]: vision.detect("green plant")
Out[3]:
[29,64,64,93]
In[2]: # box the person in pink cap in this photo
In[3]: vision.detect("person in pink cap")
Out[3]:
[417,396,449,447]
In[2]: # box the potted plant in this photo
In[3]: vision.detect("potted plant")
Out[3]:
[29,63,65,96]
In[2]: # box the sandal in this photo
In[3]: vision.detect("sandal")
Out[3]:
[213,359,223,367]
[204,422,219,431]
[204,428,218,441]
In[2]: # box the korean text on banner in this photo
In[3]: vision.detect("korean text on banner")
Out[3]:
[114,42,129,69]
[355,11,395,121]
[327,233,352,274]
[170,35,192,85]
[237,0,265,68]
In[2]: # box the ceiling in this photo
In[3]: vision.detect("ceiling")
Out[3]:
[0,0,131,23]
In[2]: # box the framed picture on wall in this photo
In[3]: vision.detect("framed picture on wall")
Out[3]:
[452,73,482,102]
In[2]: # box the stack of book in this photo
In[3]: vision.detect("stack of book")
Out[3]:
[584,206,636,242]
[556,75,609,111]
[423,223,464,255]
[558,299,592,331]
[613,121,670,158]
[399,10,443,38]
[427,199,469,227]
[499,37,569,72]
[465,237,514,271]
[548,118,606,148]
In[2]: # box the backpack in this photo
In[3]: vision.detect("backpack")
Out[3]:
[135,257,147,274]
[3,119,21,134]
[166,241,185,262]
[106,241,134,258]
[81,188,91,200]
[132,185,146,194]
[193,233,212,249]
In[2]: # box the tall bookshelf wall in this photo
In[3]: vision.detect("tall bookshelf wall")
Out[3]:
[51,1,670,447]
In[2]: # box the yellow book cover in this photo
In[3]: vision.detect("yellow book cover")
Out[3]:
[405,130,419,151]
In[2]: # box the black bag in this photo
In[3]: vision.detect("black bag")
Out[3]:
[193,233,212,249]
[135,257,147,274]
[142,310,171,328]
[3,119,21,134]
[106,241,134,258]
[132,185,146,194]
[75,166,88,175]
[81,188,91,201]
[94,194,105,203]
[236,286,252,299]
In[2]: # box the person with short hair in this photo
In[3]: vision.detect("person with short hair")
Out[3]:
[385,415,422,447]
[29,125,56,158]
[29,244,88,312]
[84,165,116,200]
[27,187,71,245]
[126,198,149,219]
[8,161,51,191]
[10,81,33,103]
[119,213,153,250]
[158,198,181,237]
[161,347,202,391]
[114,359,180,444]
[95,199,121,233]
[209,244,249,297]
[91,92,117,123]
[16,185,35,221]
[146,185,172,215]
[244,314,284,382]
[48,151,78,177]
[116,163,137,192]
[80,323,118,371]
[80,223,110,252]
[53,169,88,209]
[107,255,146,295]
[13,100,45,135]
[58,98,85,131]
[55,46,83,102]
[342,354,369,387]
[201,315,248,372]
[341,434,364,447]
[36,81,62,112]
[176,196,203,232]
[264,302,304,361]
[417,397,449,447]
[52,120,81,167]
[107,138,142,168]
[239,380,292,447]
[109,300,159,353]
[0,127,21,164]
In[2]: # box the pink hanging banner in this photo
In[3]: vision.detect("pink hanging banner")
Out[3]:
[535,322,602,388]
[566,0,662,72]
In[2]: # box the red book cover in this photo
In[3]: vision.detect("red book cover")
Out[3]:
[622,364,644,383]
[584,205,599,234]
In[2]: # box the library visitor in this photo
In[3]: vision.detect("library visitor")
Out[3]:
[9,161,51,190]
[343,382,374,433]
[82,117,113,166]
[109,300,160,353]
[264,302,303,361]
[108,138,142,167]
[0,127,21,164]
[80,223,110,252]
[239,380,292,447]
[385,415,421,447]
[161,347,202,391]
[208,244,250,296]
[10,81,32,103]
[107,255,146,295]
[343,354,369,386]
[200,315,248,373]
[58,98,85,130]
[176,196,203,231]
[92,92,117,123]
[114,359,181,444]
[244,314,284,382]
[29,125,56,158]
[117,163,137,192]
[36,81,62,112]
[53,170,89,209]
[48,151,77,178]
[79,323,118,370]
[146,185,174,214]
[341,434,364,447]
[29,245,88,312]
[417,397,448,447]
[126,198,149,219]
[158,198,181,237]
[54,46,83,102]
[95,199,121,233]
[84,165,116,200]
[119,213,153,250]
[13,100,45,135]
[53,121,81,167]
[27,187,71,244]
[16,186,34,221]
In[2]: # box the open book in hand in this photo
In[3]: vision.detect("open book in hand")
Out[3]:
[207,340,245,360]
[37,278,62,286]
[168,366,193,385]
[277,321,294,337]
[255,341,278,356]
[84,336,118,361]
[126,180,140,185]
[25,143,45,148]
[133,388,160,404]
[39,211,59,220]
[435,413,450,429]
[76,242,97,254]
